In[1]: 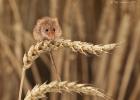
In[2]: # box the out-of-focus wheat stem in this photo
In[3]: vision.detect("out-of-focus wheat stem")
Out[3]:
[24,81,111,100]
[118,21,140,100]
[94,0,116,88]
[18,68,26,100]
[49,52,61,81]
[23,39,118,69]
[0,31,31,100]
[107,15,130,96]
[31,63,42,84]
[49,0,57,17]
[8,0,22,23]
[62,1,73,99]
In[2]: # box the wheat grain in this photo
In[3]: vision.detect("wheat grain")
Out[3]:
[24,81,111,100]
[23,39,117,69]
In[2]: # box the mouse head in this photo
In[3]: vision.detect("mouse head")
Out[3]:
[33,17,62,41]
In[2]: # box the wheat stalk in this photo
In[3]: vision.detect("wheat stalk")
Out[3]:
[24,81,111,100]
[23,39,118,69]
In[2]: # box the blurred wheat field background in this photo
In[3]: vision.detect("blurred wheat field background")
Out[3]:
[0,0,140,100]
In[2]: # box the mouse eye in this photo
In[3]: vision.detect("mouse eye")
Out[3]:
[45,29,48,32]
[53,28,55,32]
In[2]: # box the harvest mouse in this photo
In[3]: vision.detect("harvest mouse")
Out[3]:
[33,17,62,41]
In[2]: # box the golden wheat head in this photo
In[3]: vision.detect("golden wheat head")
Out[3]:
[23,39,118,69]
[24,81,111,100]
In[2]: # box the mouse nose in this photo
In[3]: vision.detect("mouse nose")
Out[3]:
[47,32,55,40]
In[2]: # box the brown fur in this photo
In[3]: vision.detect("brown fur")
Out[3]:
[33,17,62,41]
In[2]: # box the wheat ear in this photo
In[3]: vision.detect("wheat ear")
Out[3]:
[24,81,111,100]
[23,39,118,69]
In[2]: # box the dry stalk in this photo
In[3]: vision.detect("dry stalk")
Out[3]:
[23,39,118,69]
[24,81,111,100]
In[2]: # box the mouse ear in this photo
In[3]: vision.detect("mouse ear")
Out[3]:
[36,19,43,25]
[36,17,49,25]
